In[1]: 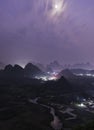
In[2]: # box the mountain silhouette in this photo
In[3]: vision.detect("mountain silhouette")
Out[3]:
[24,63,44,78]
[3,64,24,78]
[0,63,44,80]
[58,69,75,79]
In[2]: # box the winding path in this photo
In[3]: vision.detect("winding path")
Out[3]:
[60,108,77,120]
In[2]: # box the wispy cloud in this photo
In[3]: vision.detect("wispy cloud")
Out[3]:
[0,0,94,64]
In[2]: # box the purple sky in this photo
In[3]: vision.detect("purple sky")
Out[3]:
[0,0,94,65]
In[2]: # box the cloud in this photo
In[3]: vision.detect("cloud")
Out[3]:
[0,0,94,64]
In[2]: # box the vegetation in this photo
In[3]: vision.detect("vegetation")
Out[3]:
[73,121,94,130]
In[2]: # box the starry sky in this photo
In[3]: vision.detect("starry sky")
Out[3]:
[0,0,94,65]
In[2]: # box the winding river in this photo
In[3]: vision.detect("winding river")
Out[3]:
[29,97,63,130]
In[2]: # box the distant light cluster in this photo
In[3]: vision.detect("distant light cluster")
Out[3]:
[35,76,57,81]
[35,72,58,81]
[75,98,94,112]
[75,73,94,77]
[76,103,87,108]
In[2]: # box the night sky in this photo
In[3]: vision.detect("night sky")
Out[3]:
[0,0,94,66]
